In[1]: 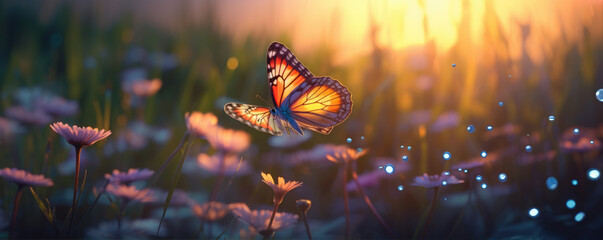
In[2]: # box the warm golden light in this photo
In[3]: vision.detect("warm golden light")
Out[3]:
[227,57,239,70]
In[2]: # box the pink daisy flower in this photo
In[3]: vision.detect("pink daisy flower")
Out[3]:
[105,168,155,184]
[411,172,465,188]
[131,79,162,97]
[326,147,368,164]
[185,112,218,138]
[50,122,111,148]
[261,172,302,205]
[0,168,53,187]
[5,106,52,126]
[36,97,79,117]
[191,201,230,222]
[229,203,298,235]
[105,184,155,203]
[206,127,250,153]
[196,153,251,176]
[50,122,111,232]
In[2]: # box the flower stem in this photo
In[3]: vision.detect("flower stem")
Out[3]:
[421,187,439,239]
[343,160,350,239]
[351,167,394,237]
[9,185,23,238]
[68,146,82,236]
[267,202,279,230]
[300,210,312,240]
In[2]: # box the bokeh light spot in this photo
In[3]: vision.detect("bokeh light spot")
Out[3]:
[529,208,539,217]
[499,173,507,182]
[588,169,600,180]
[226,57,239,70]
[467,125,475,133]
[546,177,558,190]
[384,164,395,174]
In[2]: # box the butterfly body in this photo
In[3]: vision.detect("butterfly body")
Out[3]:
[224,42,352,136]
[271,106,304,135]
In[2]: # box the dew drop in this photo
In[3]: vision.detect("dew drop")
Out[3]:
[467,125,475,133]
[397,185,404,191]
[402,155,409,161]
[346,138,352,143]
[498,173,507,182]
[546,177,558,190]
[384,164,395,174]
[443,171,450,175]
[481,183,487,189]
[498,101,504,106]
[572,179,578,186]
[525,145,533,152]
[361,136,365,140]
[476,175,483,182]
[407,146,412,150]
[596,89,603,102]
[508,75,512,78]
[464,169,468,173]
[566,199,576,209]
[529,208,539,217]
[452,63,456,67]
[442,181,448,186]
[481,151,487,158]
[591,140,595,144]
[573,128,580,135]
[588,169,600,180]
[575,212,585,222]
[487,125,493,131]
[400,145,404,148]
[548,115,555,122]
[443,151,451,160]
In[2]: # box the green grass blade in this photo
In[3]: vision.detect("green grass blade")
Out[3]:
[147,132,190,187]
[29,187,53,223]
[157,137,192,236]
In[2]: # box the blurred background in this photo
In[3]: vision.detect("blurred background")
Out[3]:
[1,0,603,239]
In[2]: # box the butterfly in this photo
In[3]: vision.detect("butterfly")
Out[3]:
[224,42,352,136]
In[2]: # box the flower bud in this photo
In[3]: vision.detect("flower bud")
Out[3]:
[296,199,312,212]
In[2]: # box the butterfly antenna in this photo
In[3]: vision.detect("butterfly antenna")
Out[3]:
[256,94,272,106]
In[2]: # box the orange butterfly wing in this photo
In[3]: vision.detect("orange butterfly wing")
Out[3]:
[267,42,313,108]
[287,77,352,135]
[224,103,283,135]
